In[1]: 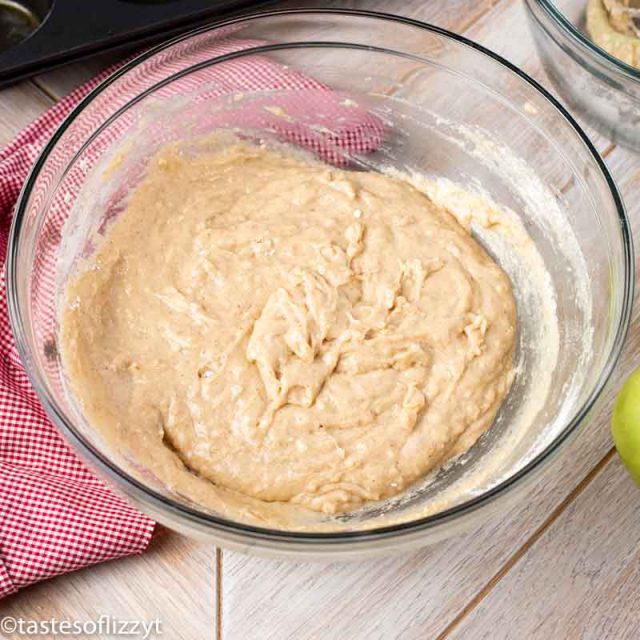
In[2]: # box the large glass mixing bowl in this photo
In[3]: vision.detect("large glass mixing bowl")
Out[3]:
[6,10,634,558]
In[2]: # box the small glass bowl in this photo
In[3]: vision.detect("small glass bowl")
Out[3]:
[6,9,634,558]
[525,0,640,149]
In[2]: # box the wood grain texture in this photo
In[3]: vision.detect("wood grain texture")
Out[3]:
[220,1,640,639]
[33,52,126,101]
[434,150,640,638]
[447,456,640,640]
[0,531,217,640]
[0,35,219,640]
[31,0,500,102]
[1,1,638,639]
[291,0,501,32]
[0,83,52,147]
[462,0,615,151]
[219,333,633,640]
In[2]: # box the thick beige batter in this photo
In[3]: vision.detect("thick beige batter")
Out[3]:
[587,0,640,67]
[61,141,517,518]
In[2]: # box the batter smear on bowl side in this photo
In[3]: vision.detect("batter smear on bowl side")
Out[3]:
[60,141,517,517]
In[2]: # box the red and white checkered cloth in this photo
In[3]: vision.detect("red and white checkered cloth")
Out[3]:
[0,39,384,598]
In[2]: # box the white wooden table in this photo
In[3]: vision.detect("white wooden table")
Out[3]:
[2,1,640,638]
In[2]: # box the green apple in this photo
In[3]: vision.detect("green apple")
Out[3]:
[612,368,640,484]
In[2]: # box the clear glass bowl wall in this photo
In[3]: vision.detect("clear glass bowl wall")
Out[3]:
[525,0,640,150]
[7,10,633,557]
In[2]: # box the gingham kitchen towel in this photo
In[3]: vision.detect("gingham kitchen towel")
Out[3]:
[0,39,384,598]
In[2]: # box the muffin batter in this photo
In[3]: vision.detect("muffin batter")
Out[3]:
[587,0,640,67]
[61,141,517,516]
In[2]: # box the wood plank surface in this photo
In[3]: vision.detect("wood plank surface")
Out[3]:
[447,456,640,640]
[31,0,500,102]
[0,34,218,640]
[0,532,217,640]
[33,53,125,100]
[0,83,52,147]
[220,1,640,638]
[0,0,638,639]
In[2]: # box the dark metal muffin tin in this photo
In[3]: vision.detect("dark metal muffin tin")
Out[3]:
[0,0,267,85]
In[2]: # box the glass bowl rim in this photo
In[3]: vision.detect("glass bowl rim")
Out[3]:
[6,8,634,545]
[530,0,640,81]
